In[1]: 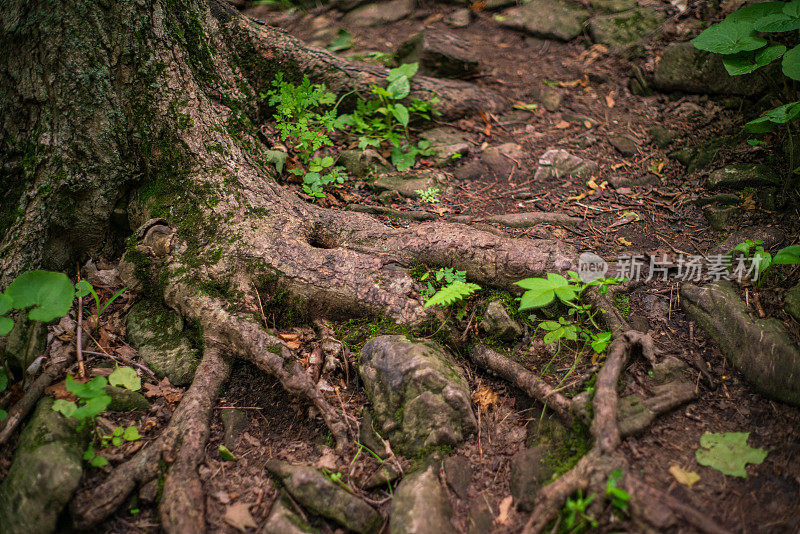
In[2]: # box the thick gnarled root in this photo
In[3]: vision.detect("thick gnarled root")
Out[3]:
[70,337,232,529]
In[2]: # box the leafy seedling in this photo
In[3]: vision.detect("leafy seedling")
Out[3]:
[5,270,75,323]
[108,366,142,392]
[219,445,238,461]
[695,431,767,478]
[606,468,630,514]
[327,29,353,52]
[424,280,480,308]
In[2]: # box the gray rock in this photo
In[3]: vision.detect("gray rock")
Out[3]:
[2,319,47,373]
[534,149,599,180]
[786,284,800,322]
[498,0,590,41]
[454,160,486,181]
[264,496,319,534]
[481,300,523,341]
[653,42,768,96]
[220,409,248,450]
[0,398,89,534]
[714,227,786,255]
[420,128,471,166]
[390,464,455,534]
[359,335,476,455]
[443,456,471,499]
[590,0,636,12]
[266,460,382,534]
[531,83,563,112]
[509,446,551,511]
[396,31,479,79]
[706,164,779,190]
[363,462,402,489]
[682,281,800,406]
[370,172,443,199]
[126,300,200,386]
[104,385,150,412]
[343,0,415,27]
[649,126,679,147]
[482,143,526,179]
[338,149,391,178]
[608,134,638,156]
[359,411,391,459]
[444,8,472,28]
[702,204,739,231]
[669,138,725,171]
[587,7,665,49]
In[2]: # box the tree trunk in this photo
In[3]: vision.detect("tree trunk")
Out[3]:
[2,0,579,528]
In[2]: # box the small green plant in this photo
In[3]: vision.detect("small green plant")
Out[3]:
[0,369,8,421]
[730,240,800,286]
[339,63,438,170]
[420,267,480,311]
[559,490,598,533]
[327,29,353,52]
[75,280,127,327]
[415,187,440,203]
[692,1,800,148]
[346,51,395,66]
[516,271,622,355]
[606,468,630,515]
[321,468,352,492]
[288,155,347,198]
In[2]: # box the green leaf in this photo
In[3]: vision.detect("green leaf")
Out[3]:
[386,76,410,100]
[6,271,75,322]
[722,45,785,75]
[219,444,238,461]
[113,426,124,437]
[74,279,94,299]
[695,432,767,478]
[112,436,122,447]
[0,370,6,392]
[0,317,13,336]
[320,156,335,167]
[326,29,353,52]
[90,455,109,467]
[83,445,96,460]
[539,320,561,331]
[123,426,141,441]
[725,2,785,25]
[392,103,410,126]
[774,245,800,264]
[745,101,800,132]
[387,62,418,82]
[66,375,109,399]
[72,395,111,419]
[753,0,800,31]
[424,281,481,308]
[52,399,77,418]
[263,150,287,174]
[691,21,766,55]
[516,273,576,311]
[0,409,6,421]
[0,293,12,315]
[782,44,800,80]
[391,146,417,171]
[108,366,141,392]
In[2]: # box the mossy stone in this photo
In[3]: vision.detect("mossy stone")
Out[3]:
[104,385,151,412]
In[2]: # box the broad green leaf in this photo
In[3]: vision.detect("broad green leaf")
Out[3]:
[112,436,122,447]
[753,250,772,274]
[66,375,109,399]
[387,76,410,100]
[540,321,561,331]
[113,427,124,437]
[109,366,141,391]
[725,2,784,25]
[392,103,410,126]
[320,156,335,167]
[754,12,800,32]
[6,271,75,322]
[774,245,800,264]
[74,279,94,298]
[72,395,111,419]
[219,445,238,461]
[123,426,141,441]
[0,293,12,315]
[0,409,6,421]
[722,45,785,75]
[691,21,766,55]
[543,329,562,344]
[391,146,416,171]
[0,317,13,336]
[782,44,800,80]
[52,399,78,418]
[387,62,418,82]
[326,29,352,52]
[91,455,109,467]
[0,370,6,392]
[745,101,800,132]
[83,445,96,460]
[695,431,767,478]
[784,0,800,18]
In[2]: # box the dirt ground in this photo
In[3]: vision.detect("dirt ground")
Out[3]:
[4,0,799,532]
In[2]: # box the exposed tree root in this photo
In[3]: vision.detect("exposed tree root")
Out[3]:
[70,335,232,529]
[521,332,727,534]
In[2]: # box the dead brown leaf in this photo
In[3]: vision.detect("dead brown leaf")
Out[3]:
[472,386,500,414]
[496,495,514,525]
[224,502,257,532]
[605,91,616,108]
[669,465,700,488]
[555,120,571,129]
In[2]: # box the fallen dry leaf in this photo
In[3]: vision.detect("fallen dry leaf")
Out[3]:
[605,91,616,108]
[669,464,700,488]
[224,502,257,532]
[472,386,500,414]
[555,120,571,129]
[618,237,633,246]
[496,495,514,525]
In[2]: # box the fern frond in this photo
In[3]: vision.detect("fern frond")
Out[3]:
[424,281,480,308]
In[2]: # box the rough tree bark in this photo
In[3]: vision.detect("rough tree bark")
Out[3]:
[0,0,581,529]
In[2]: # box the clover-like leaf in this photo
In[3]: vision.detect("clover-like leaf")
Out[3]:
[219,444,238,461]
[6,271,75,322]
[695,431,767,478]
[109,366,141,392]
[722,45,786,75]
[387,62,418,82]
[782,44,800,80]
[0,317,13,336]
[516,273,576,310]
[123,426,141,442]
[52,399,78,418]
